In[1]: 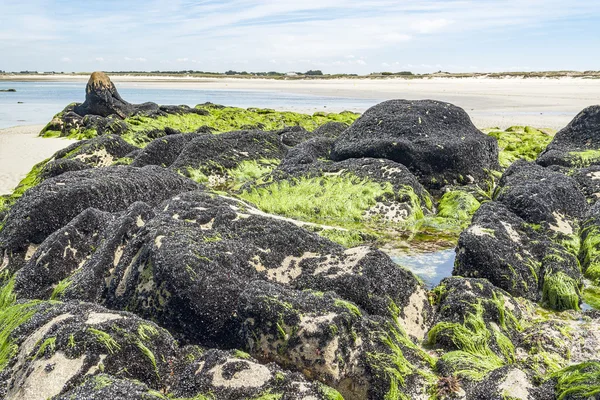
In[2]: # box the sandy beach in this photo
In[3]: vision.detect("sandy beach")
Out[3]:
[0,125,76,195]
[3,74,600,129]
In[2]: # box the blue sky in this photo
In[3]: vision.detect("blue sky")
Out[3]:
[1,0,600,74]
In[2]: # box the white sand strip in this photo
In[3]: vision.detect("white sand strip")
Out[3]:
[0,125,77,195]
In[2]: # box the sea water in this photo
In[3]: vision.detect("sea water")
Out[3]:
[0,81,380,129]
[391,249,456,288]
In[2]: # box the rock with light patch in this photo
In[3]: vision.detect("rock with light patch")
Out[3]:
[0,301,178,399]
[455,201,582,309]
[61,190,429,348]
[171,348,336,399]
[238,280,435,400]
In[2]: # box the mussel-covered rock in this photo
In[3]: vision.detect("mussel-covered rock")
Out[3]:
[330,99,499,190]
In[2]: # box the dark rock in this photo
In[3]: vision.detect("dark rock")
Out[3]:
[171,348,336,399]
[277,125,313,147]
[495,160,587,228]
[170,130,287,184]
[74,71,159,118]
[278,137,334,170]
[0,166,198,257]
[0,301,178,399]
[427,277,525,385]
[40,158,91,180]
[537,105,600,168]
[14,202,154,301]
[571,165,600,204]
[330,99,499,190]
[131,133,199,168]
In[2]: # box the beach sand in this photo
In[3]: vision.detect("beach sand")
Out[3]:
[0,125,76,195]
[3,74,600,129]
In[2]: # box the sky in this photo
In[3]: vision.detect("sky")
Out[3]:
[1,0,600,74]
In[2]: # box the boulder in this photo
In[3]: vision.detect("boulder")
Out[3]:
[170,348,339,399]
[52,135,138,168]
[427,277,523,383]
[495,160,587,230]
[0,166,198,258]
[454,202,583,310]
[469,366,554,400]
[330,99,499,190]
[571,165,600,204]
[170,130,287,188]
[537,105,600,168]
[131,133,199,168]
[0,300,178,399]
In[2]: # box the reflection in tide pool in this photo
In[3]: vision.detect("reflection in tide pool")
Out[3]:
[391,249,456,289]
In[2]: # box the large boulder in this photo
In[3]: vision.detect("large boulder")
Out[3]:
[0,300,178,399]
[73,71,159,118]
[330,99,499,190]
[537,105,600,168]
[49,190,430,348]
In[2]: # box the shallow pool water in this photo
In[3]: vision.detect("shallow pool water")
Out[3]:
[391,249,456,289]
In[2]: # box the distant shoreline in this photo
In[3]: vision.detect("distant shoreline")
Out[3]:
[2,72,600,82]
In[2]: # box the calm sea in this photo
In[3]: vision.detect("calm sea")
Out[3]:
[0,81,379,129]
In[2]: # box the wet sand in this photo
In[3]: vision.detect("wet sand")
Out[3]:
[0,125,77,195]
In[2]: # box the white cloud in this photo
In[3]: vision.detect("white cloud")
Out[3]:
[124,57,147,62]
[95,57,104,62]
[61,57,71,62]
[176,57,189,62]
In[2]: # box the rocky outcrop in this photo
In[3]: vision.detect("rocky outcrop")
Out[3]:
[537,105,600,168]
[330,99,499,190]
[74,72,159,118]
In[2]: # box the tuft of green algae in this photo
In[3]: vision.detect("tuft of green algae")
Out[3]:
[485,126,554,168]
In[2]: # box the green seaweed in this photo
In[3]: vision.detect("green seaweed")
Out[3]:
[582,285,600,310]
[318,228,365,247]
[427,302,513,381]
[542,271,581,311]
[333,299,362,317]
[50,277,73,300]
[318,384,344,400]
[238,174,395,228]
[552,361,600,400]
[486,126,554,168]
[233,349,252,359]
[136,340,158,375]
[568,149,600,168]
[436,190,481,222]
[88,328,121,354]
[0,278,41,372]
[0,158,49,214]
[580,225,600,284]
